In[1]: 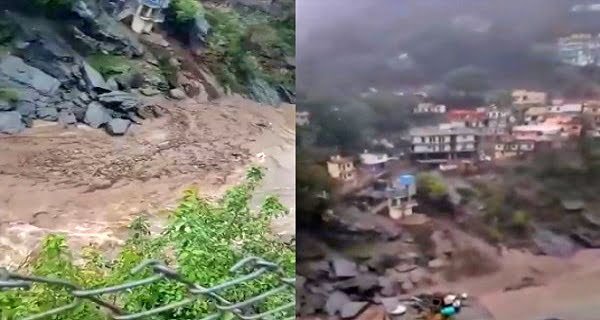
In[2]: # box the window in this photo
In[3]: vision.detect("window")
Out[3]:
[141,5,153,18]
[391,198,400,207]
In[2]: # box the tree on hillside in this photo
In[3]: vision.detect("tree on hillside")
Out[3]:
[297,153,334,227]
[312,101,376,151]
[443,66,490,95]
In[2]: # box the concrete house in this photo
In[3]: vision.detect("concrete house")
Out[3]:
[446,109,488,128]
[296,111,310,126]
[118,0,171,34]
[494,136,535,159]
[409,125,479,163]
[326,155,356,181]
[413,103,447,114]
[512,90,547,106]
[483,106,515,135]
[359,151,397,173]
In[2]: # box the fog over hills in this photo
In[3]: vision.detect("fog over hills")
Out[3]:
[297,0,600,100]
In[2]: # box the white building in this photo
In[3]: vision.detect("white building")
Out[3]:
[296,111,310,126]
[558,34,600,67]
[409,126,479,163]
[413,103,447,114]
[359,151,398,173]
[118,0,171,34]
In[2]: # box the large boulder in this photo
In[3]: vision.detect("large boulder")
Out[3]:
[0,100,13,111]
[82,62,111,92]
[106,118,131,135]
[248,77,281,106]
[98,91,140,111]
[84,102,112,128]
[58,110,77,125]
[169,88,187,100]
[36,106,59,121]
[0,111,25,134]
[0,56,60,95]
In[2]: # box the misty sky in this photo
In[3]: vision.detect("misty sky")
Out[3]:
[297,0,600,99]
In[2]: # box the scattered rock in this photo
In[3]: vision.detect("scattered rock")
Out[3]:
[36,107,58,121]
[380,297,407,315]
[98,91,139,111]
[0,56,61,95]
[58,110,77,125]
[400,280,414,292]
[394,263,418,273]
[82,62,110,92]
[332,258,359,278]
[107,77,119,91]
[0,111,25,134]
[169,88,186,100]
[0,100,13,111]
[84,102,112,128]
[341,301,369,319]
[140,87,161,96]
[378,276,396,296]
[428,258,448,269]
[408,268,428,284]
[106,118,131,135]
[325,291,351,316]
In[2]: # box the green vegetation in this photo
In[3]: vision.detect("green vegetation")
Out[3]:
[0,167,294,319]
[87,54,134,78]
[0,88,19,102]
[30,0,75,14]
[203,6,294,94]
[417,173,448,201]
[170,0,203,24]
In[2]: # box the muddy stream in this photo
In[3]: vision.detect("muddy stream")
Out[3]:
[0,96,295,267]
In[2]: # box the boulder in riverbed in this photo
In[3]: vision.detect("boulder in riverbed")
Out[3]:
[0,111,25,134]
[36,106,59,121]
[82,62,111,92]
[106,118,131,135]
[84,102,112,128]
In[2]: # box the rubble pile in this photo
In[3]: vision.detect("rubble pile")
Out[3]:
[297,250,441,319]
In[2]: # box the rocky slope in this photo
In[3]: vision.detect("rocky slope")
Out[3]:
[0,0,294,135]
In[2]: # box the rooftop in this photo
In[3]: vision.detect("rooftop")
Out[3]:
[140,0,171,8]
[409,126,478,136]
[525,106,548,116]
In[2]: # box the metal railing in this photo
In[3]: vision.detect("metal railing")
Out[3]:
[0,256,295,320]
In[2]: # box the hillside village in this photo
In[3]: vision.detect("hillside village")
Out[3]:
[296,88,600,318]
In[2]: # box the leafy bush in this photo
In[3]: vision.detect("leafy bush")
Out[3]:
[170,0,202,24]
[0,167,294,319]
[0,88,19,102]
[510,210,531,233]
[87,54,133,78]
[417,173,448,200]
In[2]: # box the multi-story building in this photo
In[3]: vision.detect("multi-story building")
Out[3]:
[483,105,515,135]
[494,135,535,159]
[446,109,488,128]
[512,90,547,106]
[413,102,447,114]
[118,0,171,34]
[326,155,356,182]
[409,125,479,163]
[557,34,600,67]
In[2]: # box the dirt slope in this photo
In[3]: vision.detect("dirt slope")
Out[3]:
[0,96,295,267]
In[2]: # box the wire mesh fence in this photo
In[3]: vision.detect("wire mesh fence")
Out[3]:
[0,256,295,320]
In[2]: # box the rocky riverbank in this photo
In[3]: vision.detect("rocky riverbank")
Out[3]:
[0,0,295,135]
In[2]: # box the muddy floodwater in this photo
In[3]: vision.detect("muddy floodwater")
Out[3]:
[0,97,296,267]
